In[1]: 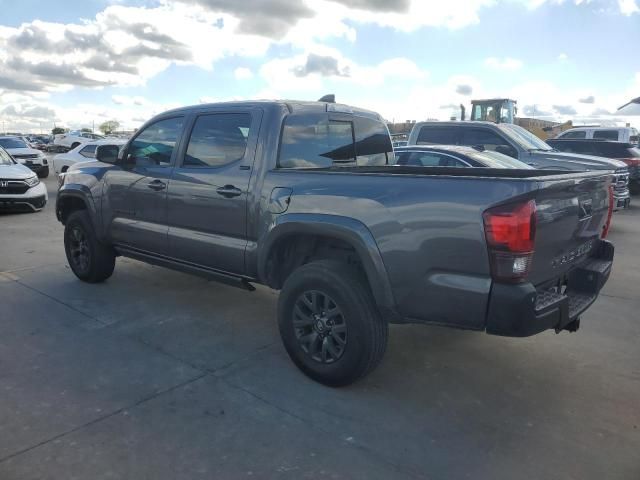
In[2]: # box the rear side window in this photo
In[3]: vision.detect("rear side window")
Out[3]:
[461,129,510,149]
[416,127,457,145]
[560,130,586,139]
[79,144,97,158]
[353,116,393,166]
[593,130,618,140]
[183,113,250,168]
[277,114,353,168]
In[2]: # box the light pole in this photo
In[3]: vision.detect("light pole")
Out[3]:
[617,97,640,111]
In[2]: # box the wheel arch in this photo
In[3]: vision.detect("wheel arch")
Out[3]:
[56,185,100,233]
[258,214,397,315]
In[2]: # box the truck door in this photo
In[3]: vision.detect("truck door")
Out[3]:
[167,109,262,275]
[103,116,185,255]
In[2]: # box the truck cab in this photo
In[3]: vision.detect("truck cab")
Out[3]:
[470,99,517,124]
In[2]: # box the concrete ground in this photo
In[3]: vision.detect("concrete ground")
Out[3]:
[0,168,638,480]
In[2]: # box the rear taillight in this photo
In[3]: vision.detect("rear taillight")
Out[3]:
[602,185,614,238]
[619,158,640,167]
[483,200,537,283]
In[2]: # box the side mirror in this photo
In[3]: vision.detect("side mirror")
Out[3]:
[95,144,119,164]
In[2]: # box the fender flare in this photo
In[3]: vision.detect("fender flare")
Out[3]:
[56,184,101,235]
[257,213,397,312]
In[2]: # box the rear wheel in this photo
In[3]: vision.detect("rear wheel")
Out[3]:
[64,210,115,283]
[278,260,388,387]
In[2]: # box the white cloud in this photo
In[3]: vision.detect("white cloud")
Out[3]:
[557,53,568,61]
[484,57,524,70]
[234,67,254,80]
[618,0,639,14]
[0,3,272,94]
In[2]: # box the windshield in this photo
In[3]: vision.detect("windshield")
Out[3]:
[0,138,28,149]
[497,124,553,151]
[466,150,533,169]
[0,147,14,165]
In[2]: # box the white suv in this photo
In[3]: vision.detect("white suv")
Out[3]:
[556,126,639,144]
[53,139,126,175]
[53,131,106,150]
[0,146,47,212]
[0,136,50,178]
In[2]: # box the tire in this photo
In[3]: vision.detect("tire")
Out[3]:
[37,166,49,178]
[278,260,388,387]
[71,142,80,149]
[64,210,115,283]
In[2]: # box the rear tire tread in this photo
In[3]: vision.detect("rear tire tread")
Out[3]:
[278,260,388,387]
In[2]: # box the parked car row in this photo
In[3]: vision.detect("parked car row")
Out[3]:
[546,139,640,194]
[53,99,617,386]
[0,144,48,212]
[0,136,50,178]
[405,121,632,209]
[555,126,638,144]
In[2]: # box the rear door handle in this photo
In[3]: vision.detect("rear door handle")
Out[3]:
[216,185,242,198]
[147,179,166,191]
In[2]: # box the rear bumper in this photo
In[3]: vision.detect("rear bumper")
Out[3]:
[486,240,613,337]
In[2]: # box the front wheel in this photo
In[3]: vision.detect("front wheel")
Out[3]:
[64,210,115,283]
[37,166,49,178]
[278,260,388,387]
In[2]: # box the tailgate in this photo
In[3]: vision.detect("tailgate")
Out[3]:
[528,172,611,286]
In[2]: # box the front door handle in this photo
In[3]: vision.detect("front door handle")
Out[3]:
[216,185,242,198]
[147,179,166,191]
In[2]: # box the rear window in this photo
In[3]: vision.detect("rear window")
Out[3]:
[416,127,458,145]
[278,114,392,168]
[593,130,618,140]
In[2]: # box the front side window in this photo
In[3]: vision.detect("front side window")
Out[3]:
[416,127,458,145]
[560,130,586,139]
[79,144,98,158]
[593,130,618,140]
[129,117,184,167]
[278,114,356,168]
[0,147,14,165]
[183,113,251,168]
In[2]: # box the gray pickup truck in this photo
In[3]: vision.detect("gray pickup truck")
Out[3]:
[56,100,615,386]
[408,121,631,210]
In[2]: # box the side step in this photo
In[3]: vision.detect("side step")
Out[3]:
[115,246,256,291]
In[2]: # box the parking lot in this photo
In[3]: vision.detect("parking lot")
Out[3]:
[0,162,639,479]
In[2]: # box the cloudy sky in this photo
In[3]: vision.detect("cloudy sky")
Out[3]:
[0,0,639,133]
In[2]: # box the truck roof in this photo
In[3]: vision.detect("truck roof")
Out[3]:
[161,100,382,120]
[413,121,499,127]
